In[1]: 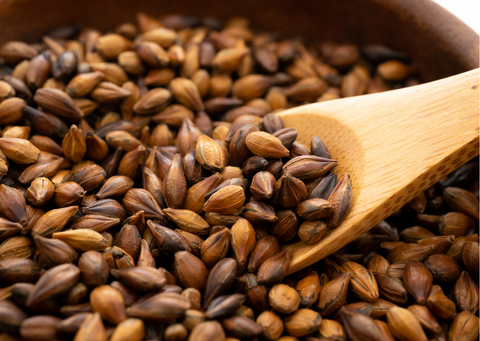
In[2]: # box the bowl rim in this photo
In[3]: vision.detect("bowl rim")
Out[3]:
[0,0,477,59]
[378,0,479,69]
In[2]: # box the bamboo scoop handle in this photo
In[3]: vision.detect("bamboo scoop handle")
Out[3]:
[280,68,479,274]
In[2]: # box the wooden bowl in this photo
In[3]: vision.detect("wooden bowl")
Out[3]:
[0,0,478,81]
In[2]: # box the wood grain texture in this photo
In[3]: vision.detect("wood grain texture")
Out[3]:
[281,68,479,274]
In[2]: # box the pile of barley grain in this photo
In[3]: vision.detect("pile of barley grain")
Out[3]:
[0,12,477,341]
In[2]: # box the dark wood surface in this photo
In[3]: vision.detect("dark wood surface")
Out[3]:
[0,0,478,81]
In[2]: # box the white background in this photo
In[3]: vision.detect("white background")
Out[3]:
[433,0,480,34]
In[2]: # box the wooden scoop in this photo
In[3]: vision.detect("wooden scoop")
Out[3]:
[280,68,479,274]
